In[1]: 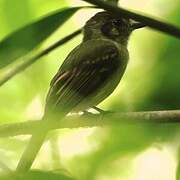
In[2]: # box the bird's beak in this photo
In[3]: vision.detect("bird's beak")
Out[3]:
[131,21,146,30]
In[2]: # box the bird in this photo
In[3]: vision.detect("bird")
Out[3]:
[16,11,145,172]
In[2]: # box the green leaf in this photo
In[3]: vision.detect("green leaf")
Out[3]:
[0,7,82,69]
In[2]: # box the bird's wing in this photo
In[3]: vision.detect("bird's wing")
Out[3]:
[45,39,121,114]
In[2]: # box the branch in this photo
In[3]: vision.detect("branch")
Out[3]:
[0,109,180,138]
[83,0,180,38]
[0,29,82,86]
[106,0,119,5]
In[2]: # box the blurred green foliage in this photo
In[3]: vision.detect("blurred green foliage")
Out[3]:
[0,0,180,180]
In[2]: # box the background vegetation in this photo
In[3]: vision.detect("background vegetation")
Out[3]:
[0,0,180,179]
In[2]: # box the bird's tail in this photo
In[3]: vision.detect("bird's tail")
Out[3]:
[16,109,68,172]
[16,130,47,172]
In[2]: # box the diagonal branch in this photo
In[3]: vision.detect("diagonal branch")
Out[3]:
[0,29,82,86]
[107,0,119,5]
[0,109,180,138]
[83,0,180,38]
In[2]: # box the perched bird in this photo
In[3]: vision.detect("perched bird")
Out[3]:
[16,11,145,172]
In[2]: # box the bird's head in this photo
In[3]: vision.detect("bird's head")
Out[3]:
[83,11,145,45]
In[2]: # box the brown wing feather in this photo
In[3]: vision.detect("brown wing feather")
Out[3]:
[45,40,121,115]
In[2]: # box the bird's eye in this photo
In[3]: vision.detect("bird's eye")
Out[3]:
[101,22,113,35]
[101,21,120,38]
[112,19,123,27]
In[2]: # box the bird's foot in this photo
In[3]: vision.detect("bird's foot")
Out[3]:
[83,110,93,116]
[92,106,112,115]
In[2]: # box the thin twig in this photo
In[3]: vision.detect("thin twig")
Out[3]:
[83,0,180,38]
[0,29,82,86]
[0,109,180,138]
